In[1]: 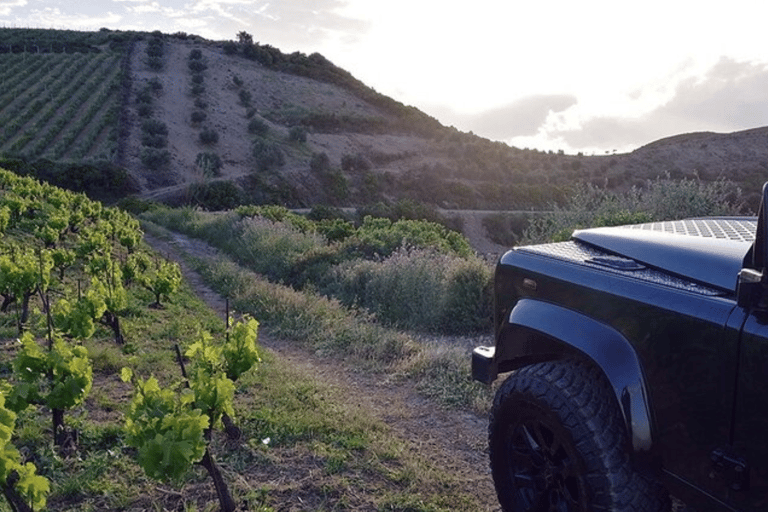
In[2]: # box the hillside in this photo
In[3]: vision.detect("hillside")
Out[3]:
[0,28,765,212]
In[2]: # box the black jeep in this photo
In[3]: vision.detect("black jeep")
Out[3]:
[472,185,768,511]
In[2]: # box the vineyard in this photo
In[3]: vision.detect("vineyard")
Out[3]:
[0,163,499,511]
[0,47,124,164]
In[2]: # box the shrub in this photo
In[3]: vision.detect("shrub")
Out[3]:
[188,60,207,73]
[234,217,326,282]
[238,90,252,106]
[329,248,491,333]
[141,119,168,137]
[140,148,170,170]
[147,56,163,71]
[135,89,153,105]
[310,152,331,173]
[223,41,238,55]
[136,104,153,118]
[191,84,205,96]
[441,259,492,333]
[235,205,315,233]
[199,128,219,145]
[522,176,742,244]
[190,111,206,124]
[140,133,167,149]
[195,152,222,177]
[194,98,207,109]
[317,218,355,242]
[247,118,269,136]
[188,48,202,60]
[344,216,473,259]
[288,126,307,143]
[146,40,163,58]
[191,73,204,85]
[341,153,371,172]
[188,181,242,211]
[148,78,163,92]
[252,139,284,171]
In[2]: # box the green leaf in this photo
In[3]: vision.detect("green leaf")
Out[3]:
[121,367,134,383]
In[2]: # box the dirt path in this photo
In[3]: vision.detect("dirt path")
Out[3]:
[142,230,501,511]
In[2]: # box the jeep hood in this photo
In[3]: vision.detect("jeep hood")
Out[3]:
[572,218,756,293]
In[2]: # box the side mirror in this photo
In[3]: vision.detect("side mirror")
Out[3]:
[739,183,768,308]
[747,182,768,272]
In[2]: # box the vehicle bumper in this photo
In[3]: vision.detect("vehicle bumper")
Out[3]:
[471,346,497,384]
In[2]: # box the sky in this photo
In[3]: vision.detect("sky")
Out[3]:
[3,0,768,155]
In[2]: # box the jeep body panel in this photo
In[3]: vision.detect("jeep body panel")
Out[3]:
[474,218,767,511]
[573,219,754,292]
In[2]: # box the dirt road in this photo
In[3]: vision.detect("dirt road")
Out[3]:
[143,229,502,511]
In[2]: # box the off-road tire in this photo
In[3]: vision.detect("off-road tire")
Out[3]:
[489,359,670,511]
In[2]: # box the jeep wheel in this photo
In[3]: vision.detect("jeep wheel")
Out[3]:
[489,360,669,512]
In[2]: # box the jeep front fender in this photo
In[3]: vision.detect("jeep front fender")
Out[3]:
[492,298,653,455]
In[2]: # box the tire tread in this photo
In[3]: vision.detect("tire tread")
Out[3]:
[489,359,670,512]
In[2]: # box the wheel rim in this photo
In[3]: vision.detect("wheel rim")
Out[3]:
[506,416,586,511]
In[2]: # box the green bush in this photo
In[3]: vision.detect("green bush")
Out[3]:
[188,181,242,211]
[317,218,355,243]
[329,248,491,333]
[344,216,472,259]
[234,217,326,282]
[235,205,315,233]
[441,260,492,334]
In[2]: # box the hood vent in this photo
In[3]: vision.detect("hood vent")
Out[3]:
[586,255,646,271]
[573,218,756,293]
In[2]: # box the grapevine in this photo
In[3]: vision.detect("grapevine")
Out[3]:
[10,331,93,450]
[123,317,260,512]
[0,384,50,512]
[139,257,182,308]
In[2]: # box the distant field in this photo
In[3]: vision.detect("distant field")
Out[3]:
[0,48,123,162]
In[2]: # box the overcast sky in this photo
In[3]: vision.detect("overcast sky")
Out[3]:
[3,0,768,155]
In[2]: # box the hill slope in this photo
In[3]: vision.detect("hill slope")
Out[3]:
[1,28,765,211]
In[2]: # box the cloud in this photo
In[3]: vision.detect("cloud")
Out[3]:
[0,0,27,17]
[186,0,369,48]
[533,57,768,153]
[18,8,122,30]
[430,95,577,140]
